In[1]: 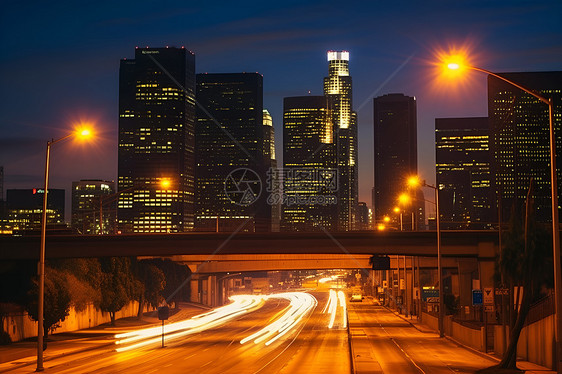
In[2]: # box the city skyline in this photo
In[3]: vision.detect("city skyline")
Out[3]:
[2,1,561,214]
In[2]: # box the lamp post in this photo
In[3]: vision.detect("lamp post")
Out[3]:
[408,176,443,337]
[37,129,90,371]
[447,61,561,372]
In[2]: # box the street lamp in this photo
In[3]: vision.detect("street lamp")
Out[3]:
[393,206,403,231]
[408,175,443,337]
[446,59,562,372]
[37,128,91,371]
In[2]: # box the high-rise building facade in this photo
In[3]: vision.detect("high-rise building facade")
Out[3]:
[489,72,562,222]
[71,180,115,234]
[435,117,492,229]
[263,109,281,232]
[282,95,337,231]
[118,47,196,233]
[323,51,358,230]
[373,93,423,229]
[195,73,272,232]
[6,188,65,231]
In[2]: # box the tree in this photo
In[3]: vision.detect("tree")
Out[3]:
[487,180,553,371]
[26,267,72,338]
[133,259,165,319]
[54,258,102,311]
[99,258,135,325]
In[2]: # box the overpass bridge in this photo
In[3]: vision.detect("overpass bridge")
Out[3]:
[1,230,499,307]
[0,230,498,261]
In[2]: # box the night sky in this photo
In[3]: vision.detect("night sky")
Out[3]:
[1,0,561,216]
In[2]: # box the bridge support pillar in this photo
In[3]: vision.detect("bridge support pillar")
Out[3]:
[190,275,202,304]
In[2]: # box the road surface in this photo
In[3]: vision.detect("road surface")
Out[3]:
[6,291,350,374]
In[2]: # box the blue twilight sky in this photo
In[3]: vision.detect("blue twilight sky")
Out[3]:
[1,0,561,214]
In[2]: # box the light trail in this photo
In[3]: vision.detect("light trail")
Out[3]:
[240,292,317,346]
[322,289,348,328]
[115,294,266,352]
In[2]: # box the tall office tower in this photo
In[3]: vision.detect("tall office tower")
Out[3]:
[435,117,492,229]
[489,72,562,222]
[0,167,7,233]
[7,188,65,231]
[282,95,337,231]
[0,166,3,201]
[324,51,358,231]
[71,180,115,234]
[373,93,423,229]
[356,202,371,230]
[263,109,281,231]
[196,73,272,232]
[118,47,195,233]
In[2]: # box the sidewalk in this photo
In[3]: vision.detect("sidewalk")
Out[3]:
[0,302,208,373]
[387,305,555,374]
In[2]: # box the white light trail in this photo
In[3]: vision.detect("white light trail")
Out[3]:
[115,294,266,352]
[322,289,348,329]
[240,292,317,346]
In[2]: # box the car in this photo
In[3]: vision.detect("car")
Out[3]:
[350,293,362,302]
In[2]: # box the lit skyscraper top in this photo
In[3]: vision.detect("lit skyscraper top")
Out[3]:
[323,50,357,230]
[327,51,349,62]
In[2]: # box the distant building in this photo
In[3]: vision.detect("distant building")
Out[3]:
[324,51,358,231]
[0,166,6,233]
[282,95,337,231]
[195,73,273,232]
[71,180,115,234]
[488,72,562,222]
[118,46,196,233]
[373,93,423,230]
[357,202,371,230]
[263,110,281,232]
[6,188,65,231]
[435,117,492,229]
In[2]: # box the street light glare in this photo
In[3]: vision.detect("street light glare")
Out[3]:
[447,63,460,70]
[160,179,171,189]
[80,129,91,137]
[407,175,421,188]
[398,193,411,205]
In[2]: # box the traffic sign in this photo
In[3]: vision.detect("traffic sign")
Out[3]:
[472,289,483,306]
[484,305,494,312]
[483,288,494,305]
[495,288,509,296]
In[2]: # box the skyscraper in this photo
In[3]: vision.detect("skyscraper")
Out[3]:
[323,51,358,230]
[195,73,272,232]
[71,180,115,234]
[489,72,562,222]
[282,95,337,231]
[263,109,281,232]
[118,47,196,233]
[435,117,492,229]
[373,93,423,229]
[7,188,65,231]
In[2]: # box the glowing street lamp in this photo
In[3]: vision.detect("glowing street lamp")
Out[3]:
[444,56,561,372]
[408,175,443,337]
[37,127,92,371]
[383,216,390,223]
[398,193,411,205]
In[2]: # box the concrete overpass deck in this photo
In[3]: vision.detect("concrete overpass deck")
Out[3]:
[0,230,499,260]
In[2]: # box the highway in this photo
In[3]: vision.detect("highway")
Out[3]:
[348,301,499,374]
[3,291,505,374]
[7,291,350,374]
